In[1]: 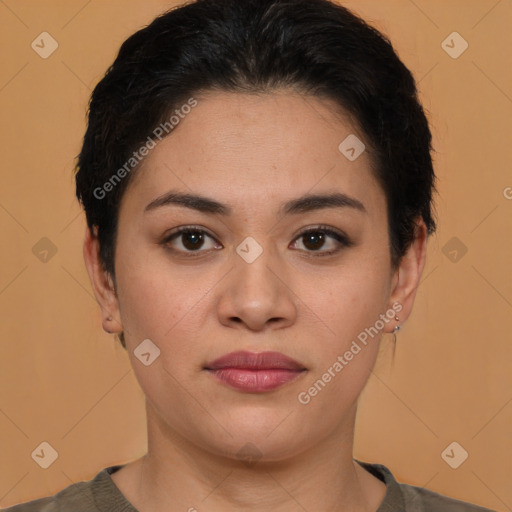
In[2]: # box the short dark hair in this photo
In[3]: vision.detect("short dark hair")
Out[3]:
[75,0,437,348]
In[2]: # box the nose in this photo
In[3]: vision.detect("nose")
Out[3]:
[216,242,297,332]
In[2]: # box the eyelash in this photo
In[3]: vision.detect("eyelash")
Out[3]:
[161,224,353,258]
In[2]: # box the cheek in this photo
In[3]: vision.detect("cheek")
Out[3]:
[116,240,204,321]
[306,256,391,343]
[114,252,221,367]
[115,265,209,403]
[296,269,390,419]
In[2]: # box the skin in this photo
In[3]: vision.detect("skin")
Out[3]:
[84,90,427,512]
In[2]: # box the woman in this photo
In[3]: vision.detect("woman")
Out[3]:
[4,0,496,510]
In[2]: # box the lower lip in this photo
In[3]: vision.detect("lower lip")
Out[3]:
[206,368,305,392]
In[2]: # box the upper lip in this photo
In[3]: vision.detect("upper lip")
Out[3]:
[205,351,306,371]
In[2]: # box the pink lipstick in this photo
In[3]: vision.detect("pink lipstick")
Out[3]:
[204,351,306,392]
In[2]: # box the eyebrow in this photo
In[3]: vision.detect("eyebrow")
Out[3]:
[144,190,367,216]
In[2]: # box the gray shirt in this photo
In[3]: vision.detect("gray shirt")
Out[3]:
[2,461,497,511]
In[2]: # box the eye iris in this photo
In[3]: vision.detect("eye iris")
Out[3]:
[303,232,325,250]
[182,231,204,250]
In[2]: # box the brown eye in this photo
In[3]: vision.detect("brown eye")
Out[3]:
[291,226,352,256]
[179,230,206,250]
[302,231,326,251]
[163,227,220,254]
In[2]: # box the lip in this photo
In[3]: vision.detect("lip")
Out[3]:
[204,351,306,392]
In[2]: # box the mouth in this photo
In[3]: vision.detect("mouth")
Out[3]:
[204,351,307,393]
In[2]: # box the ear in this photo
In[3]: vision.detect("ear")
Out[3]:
[385,218,428,332]
[83,225,123,335]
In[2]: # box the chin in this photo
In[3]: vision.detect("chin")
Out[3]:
[197,413,318,464]
[213,436,308,465]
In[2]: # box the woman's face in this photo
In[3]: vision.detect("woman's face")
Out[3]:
[88,91,424,462]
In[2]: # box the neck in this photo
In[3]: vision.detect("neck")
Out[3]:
[114,402,385,512]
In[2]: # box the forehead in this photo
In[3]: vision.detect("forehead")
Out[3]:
[120,90,384,219]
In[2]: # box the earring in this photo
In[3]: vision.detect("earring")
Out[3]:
[103,316,114,334]
[393,316,400,342]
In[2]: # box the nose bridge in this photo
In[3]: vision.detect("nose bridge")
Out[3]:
[216,233,297,330]
[234,234,279,301]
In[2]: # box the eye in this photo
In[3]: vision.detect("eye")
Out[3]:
[162,224,353,257]
[291,226,353,256]
[162,226,220,255]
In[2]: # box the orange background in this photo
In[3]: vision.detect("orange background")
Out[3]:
[0,0,511,510]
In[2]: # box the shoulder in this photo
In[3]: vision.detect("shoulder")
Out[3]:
[398,481,497,512]
[1,466,124,512]
[1,478,98,512]
[356,460,497,512]
[2,483,88,512]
